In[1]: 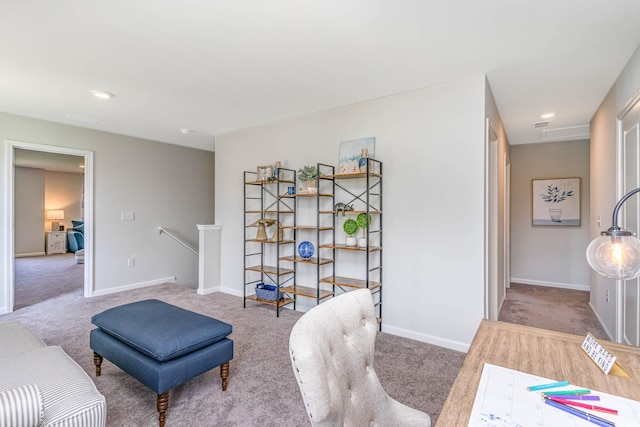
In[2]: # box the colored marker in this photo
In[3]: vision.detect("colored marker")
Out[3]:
[542,389,591,395]
[545,394,600,401]
[527,380,570,391]
[544,397,615,427]
[548,396,618,415]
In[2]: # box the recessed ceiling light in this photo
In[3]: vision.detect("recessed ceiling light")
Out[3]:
[91,89,114,100]
[541,112,555,119]
[180,128,195,134]
[79,165,85,169]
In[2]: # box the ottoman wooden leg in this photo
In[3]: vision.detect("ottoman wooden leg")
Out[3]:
[93,352,103,377]
[157,391,169,427]
[220,361,230,391]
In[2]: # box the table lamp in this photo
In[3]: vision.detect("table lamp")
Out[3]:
[586,188,640,279]
[47,209,65,231]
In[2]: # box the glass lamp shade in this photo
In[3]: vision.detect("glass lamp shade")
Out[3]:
[586,234,640,280]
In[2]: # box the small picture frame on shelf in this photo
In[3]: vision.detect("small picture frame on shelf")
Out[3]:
[257,165,274,182]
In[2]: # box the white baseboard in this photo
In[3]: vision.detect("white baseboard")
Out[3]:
[511,277,589,292]
[218,287,470,352]
[15,252,46,258]
[588,301,614,341]
[219,286,242,297]
[382,324,470,353]
[91,276,177,297]
[197,286,219,295]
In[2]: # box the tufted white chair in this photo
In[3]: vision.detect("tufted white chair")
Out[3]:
[289,289,431,427]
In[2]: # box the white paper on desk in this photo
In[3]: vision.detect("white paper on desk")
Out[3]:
[468,363,640,427]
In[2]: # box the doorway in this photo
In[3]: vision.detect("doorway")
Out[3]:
[5,140,94,313]
[619,91,640,345]
[485,119,508,320]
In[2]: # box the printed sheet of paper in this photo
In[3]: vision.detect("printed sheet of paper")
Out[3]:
[468,363,640,426]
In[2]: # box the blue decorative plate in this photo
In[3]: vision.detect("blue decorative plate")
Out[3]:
[298,241,314,259]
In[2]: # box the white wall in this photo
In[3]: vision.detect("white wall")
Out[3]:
[15,168,84,255]
[45,170,84,230]
[510,140,591,290]
[15,167,45,255]
[216,75,489,350]
[0,112,215,312]
[590,43,640,339]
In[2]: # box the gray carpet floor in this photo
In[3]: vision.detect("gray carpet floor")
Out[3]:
[4,256,607,426]
[499,282,609,340]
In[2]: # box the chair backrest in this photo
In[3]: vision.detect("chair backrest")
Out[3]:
[289,289,430,427]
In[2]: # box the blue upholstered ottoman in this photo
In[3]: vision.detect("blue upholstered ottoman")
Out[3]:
[89,299,233,427]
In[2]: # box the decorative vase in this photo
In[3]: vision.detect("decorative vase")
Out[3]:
[269,221,283,242]
[549,207,563,222]
[359,148,368,173]
[255,223,267,241]
[357,237,367,248]
[345,236,357,247]
[298,241,314,259]
[306,180,317,194]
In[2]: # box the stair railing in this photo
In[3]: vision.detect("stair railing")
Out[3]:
[157,227,198,255]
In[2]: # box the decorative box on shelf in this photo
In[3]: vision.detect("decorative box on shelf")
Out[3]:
[255,284,280,301]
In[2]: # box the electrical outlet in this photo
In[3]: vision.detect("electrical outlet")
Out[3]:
[606,289,610,303]
[127,257,135,267]
[121,211,135,221]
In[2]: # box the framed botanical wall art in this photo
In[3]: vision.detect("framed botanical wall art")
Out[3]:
[532,178,580,226]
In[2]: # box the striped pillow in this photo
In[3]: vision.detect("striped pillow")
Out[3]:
[0,383,43,427]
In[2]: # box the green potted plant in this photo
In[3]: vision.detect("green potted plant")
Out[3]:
[356,213,371,248]
[297,165,318,194]
[343,218,358,247]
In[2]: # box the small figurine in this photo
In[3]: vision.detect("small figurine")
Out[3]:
[334,202,355,216]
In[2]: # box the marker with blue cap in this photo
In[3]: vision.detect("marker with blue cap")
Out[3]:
[527,380,570,392]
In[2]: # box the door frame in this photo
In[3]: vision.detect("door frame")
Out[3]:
[485,118,499,320]
[616,90,640,343]
[5,140,94,312]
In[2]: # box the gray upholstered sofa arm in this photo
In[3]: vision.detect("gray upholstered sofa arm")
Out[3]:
[0,383,44,427]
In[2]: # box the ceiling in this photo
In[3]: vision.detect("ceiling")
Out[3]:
[2,1,640,151]
[14,149,84,174]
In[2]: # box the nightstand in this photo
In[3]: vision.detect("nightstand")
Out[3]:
[46,231,67,255]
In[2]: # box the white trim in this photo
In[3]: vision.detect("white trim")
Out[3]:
[217,285,471,352]
[510,277,589,292]
[382,324,470,353]
[220,286,242,297]
[588,301,615,341]
[5,140,94,313]
[196,224,222,231]
[91,277,177,297]
[15,252,46,258]
[615,90,640,343]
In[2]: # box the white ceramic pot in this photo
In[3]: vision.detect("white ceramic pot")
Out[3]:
[345,237,357,247]
[357,238,367,248]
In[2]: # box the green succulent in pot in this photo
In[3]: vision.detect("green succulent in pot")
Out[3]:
[297,165,318,183]
[356,213,371,238]
[343,218,358,247]
[343,219,358,236]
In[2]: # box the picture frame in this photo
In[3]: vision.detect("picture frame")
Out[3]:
[532,177,580,226]
[339,137,375,174]
[257,165,274,182]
